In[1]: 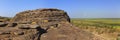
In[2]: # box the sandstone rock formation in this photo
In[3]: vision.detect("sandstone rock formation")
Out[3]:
[0,8,105,40]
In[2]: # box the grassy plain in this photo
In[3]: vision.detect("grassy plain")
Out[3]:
[71,18,120,40]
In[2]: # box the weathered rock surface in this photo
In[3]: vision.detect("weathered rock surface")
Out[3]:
[0,8,105,40]
[0,22,8,27]
[18,24,40,29]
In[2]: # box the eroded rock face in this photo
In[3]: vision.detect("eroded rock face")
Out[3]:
[0,8,104,40]
[10,9,70,23]
[8,8,70,29]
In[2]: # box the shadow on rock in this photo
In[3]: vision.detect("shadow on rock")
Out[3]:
[36,27,47,40]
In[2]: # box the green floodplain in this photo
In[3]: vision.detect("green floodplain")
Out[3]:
[71,18,120,40]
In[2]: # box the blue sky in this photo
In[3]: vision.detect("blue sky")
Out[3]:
[0,0,120,18]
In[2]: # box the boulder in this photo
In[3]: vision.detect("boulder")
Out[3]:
[7,23,17,27]
[0,22,8,27]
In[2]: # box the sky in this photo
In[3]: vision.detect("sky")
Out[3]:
[0,0,120,18]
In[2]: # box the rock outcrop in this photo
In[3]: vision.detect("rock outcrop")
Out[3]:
[0,8,105,40]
